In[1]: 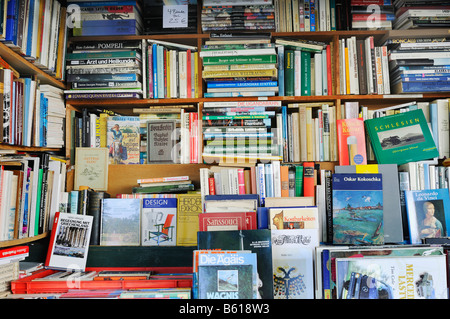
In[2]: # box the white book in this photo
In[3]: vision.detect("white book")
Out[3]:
[339,39,346,94]
[199,48,277,57]
[0,170,12,240]
[294,50,301,96]
[364,36,375,94]
[314,52,322,96]
[434,99,450,159]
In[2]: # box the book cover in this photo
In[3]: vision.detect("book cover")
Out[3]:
[332,173,384,245]
[404,188,450,245]
[100,198,141,246]
[335,254,448,299]
[176,193,202,246]
[269,206,319,230]
[146,120,177,163]
[364,109,438,165]
[336,118,367,166]
[74,147,109,191]
[199,212,257,231]
[197,229,273,299]
[141,197,177,246]
[335,164,404,244]
[197,251,258,299]
[271,228,320,299]
[107,116,140,164]
[45,212,93,272]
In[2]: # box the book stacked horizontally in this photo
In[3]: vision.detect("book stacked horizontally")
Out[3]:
[200,38,278,98]
[68,1,143,36]
[201,0,275,32]
[64,40,143,100]
[386,34,450,93]
[392,0,450,30]
[350,0,394,30]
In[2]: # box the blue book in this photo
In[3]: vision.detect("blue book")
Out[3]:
[80,19,140,28]
[25,0,36,57]
[40,94,48,146]
[73,25,140,36]
[68,1,140,6]
[203,91,276,98]
[5,0,17,43]
[277,45,285,96]
[23,78,32,146]
[394,81,450,93]
[157,45,164,99]
[399,74,450,82]
[206,81,278,88]
[429,102,439,148]
[204,194,260,202]
[310,0,316,31]
[398,65,450,71]
[152,44,158,99]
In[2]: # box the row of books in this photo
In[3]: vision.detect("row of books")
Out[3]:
[0,153,67,241]
[201,3,276,32]
[64,40,144,100]
[392,0,450,30]
[0,0,68,79]
[0,246,28,296]
[67,0,143,36]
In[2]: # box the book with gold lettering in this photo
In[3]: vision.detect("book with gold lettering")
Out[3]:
[365,109,438,165]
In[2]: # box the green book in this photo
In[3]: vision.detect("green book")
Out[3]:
[364,109,439,165]
[66,50,140,60]
[202,54,277,65]
[301,51,311,96]
[295,165,304,197]
[284,50,295,96]
[34,169,43,236]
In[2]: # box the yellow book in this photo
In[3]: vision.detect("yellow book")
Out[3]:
[99,113,109,148]
[194,51,199,98]
[345,46,350,95]
[176,193,202,246]
[202,69,277,79]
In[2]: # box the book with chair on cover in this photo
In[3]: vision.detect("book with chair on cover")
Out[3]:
[141,197,177,246]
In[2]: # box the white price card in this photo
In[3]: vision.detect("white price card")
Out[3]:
[163,5,188,28]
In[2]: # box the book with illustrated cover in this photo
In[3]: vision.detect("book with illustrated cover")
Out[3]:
[336,118,367,166]
[74,147,109,191]
[45,212,93,272]
[269,206,319,230]
[364,109,438,165]
[141,197,177,246]
[332,173,384,245]
[404,188,450,245]
[107,116,140,164]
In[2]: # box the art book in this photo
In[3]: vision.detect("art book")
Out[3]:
[141,197,177,246]
[74,147,109,191]
[107,116,140,164]
[404,188,450,244]
[271,229,319,299]
[335,254,448,299]
[176,193,202,246]
[269,206,319,230]
[197,229,273,299]
[364,109,438,165]
[332,173,384,245]
[45,212,93,272]
[197,251,258,299]
[336,118,367,166]
[100,198,141,246]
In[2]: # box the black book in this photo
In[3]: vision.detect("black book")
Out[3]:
[87,190,111,245]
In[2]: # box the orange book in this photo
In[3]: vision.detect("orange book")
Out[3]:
[303,162,315,200]
[280,165,290,197]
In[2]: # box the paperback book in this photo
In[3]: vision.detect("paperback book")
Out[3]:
[336,118,367,166]
[141,197,177,246]
[332,173,384,245]
[107,116,140,164]
[269,206,319,230]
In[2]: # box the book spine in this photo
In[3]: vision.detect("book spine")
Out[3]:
[66,51,140,60]
[303,162,315,199]
[73,25,139,36]
[202,54,277,65]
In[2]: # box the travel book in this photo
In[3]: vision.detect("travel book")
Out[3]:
[141,197,177,246]
[332,173,384,245]
[45,212,93,272]
[336,118,367,166]
[404,188,450,245]
[106,116,140,164]
[364,109,438,165]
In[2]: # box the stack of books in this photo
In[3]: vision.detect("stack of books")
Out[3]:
[350,0,394,30]
[201,101,282,163]
[39,85,66,148]
[393,0,450,30]
[200,40,278,98]
[68,1,143,36]
[201,1,275,32]
[388,37,450,93]
[64,40,143,100]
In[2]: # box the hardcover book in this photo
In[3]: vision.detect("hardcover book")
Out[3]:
[336,118,367,166]
[364,109,438,165]
[141,197,177,246]
[74,147,109,191]
[199,212,257,231]
[100,198,141,246]
[332,173,384,245]
[269,206,319,230]
[176,193,202,246]
[107,116,140,164]
[45,212,93,272]
[146,120,177,163]
[404,188,450,245]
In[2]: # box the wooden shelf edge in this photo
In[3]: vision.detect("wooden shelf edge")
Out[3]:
[0,144,63,152]
[0,232,49,248]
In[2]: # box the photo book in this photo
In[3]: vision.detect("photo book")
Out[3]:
[365,109,438,165]
[45,212,93,272]
[404,188,450,244]
[141,197,177,246]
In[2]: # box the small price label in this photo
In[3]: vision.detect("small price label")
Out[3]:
[163,5,188,28]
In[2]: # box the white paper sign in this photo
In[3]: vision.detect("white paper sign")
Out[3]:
[163,5,188,28]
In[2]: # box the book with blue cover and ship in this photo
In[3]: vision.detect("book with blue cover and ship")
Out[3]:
[332,173,384,245]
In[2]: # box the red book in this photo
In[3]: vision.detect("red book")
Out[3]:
[199,212,257,231]
[303,162,315,200]
[336,118,367,166]
[208,177,216,195]
[0,245,29,263]
[237,168,245,195]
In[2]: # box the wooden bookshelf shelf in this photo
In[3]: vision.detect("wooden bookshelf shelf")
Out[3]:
[0,233,49,248]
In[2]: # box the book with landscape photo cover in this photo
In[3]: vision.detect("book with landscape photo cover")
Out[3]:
[364,109,438,165]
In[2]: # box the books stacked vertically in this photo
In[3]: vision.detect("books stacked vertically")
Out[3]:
[1,0,68,79]
[384,33,450,93]
[0,246,27,296]
[201,101,281,163]
[339,36,390,95]
[68,1,143,36]
[145,39,199,99]
[393,0,450,30]
[275,0,338,32]
[350,0,394,30]
[143,0,197,34]
[274,38,330,97]
[38,85,65,148]
[200,42,278,98]
[64,40,143,100]
[201,1,275,32]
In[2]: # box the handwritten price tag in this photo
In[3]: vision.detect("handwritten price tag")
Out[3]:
[163,5,188,28]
